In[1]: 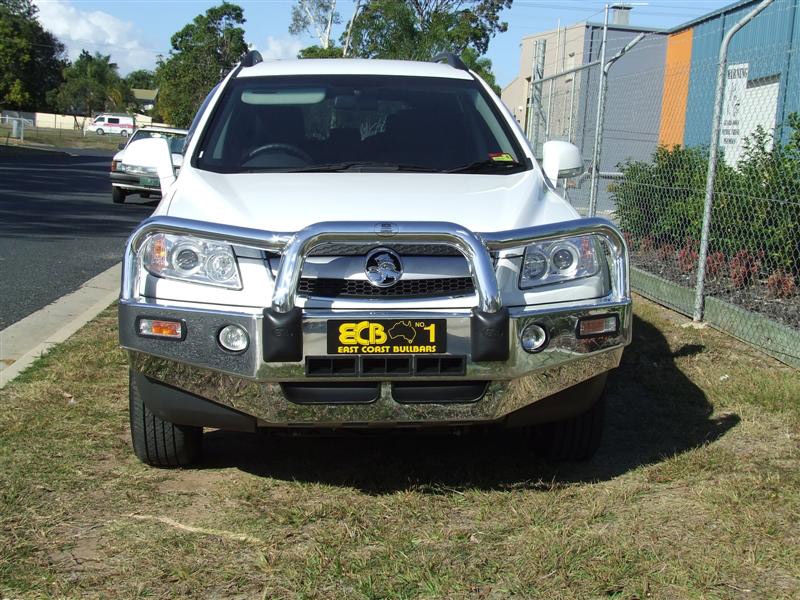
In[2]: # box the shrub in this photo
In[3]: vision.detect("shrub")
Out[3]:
[766,270,797,298]
[640,237,655,253]
[677,245,699,273]
[729,250,761,289]
[622,231,636,251]
[613,114,800,277]
[706,251,726,278]
[657,243,676,262]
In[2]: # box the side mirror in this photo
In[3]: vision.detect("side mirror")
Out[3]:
[542,140,584,186]
[121,137,176,191]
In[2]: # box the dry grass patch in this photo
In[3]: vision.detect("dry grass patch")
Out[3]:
[1,124,121,151]
[1,298,798,598]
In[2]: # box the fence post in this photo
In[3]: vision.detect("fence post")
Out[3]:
[693,0,774,322]
[527,39,546,153]
[589,31,645,217]
[588,5,610,217]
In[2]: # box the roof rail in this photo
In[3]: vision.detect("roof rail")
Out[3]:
[241,50,263,68]
[431,52,469,71]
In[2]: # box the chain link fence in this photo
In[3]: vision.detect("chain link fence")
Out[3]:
[527,0,800,367]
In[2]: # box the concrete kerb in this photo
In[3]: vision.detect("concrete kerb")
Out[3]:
[0,263,121,388]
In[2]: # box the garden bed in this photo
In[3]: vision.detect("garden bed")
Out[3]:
[630,248,800,331]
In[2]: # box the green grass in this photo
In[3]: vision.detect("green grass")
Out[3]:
[1,297,798,598]
[0,123,122,151]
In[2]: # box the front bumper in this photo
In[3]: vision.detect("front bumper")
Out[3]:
[111,171,160,193]
[120,216,631,427]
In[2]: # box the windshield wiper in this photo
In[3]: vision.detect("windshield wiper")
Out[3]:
[281,161,441,173]
[447,159,523,174]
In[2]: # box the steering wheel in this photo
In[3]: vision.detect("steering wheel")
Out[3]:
[247,143,312,163]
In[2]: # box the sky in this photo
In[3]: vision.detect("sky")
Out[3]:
[32,0,739,88]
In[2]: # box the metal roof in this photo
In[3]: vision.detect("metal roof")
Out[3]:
[665,0,766,33]
[520,0,764,42]
[131,88,158,102]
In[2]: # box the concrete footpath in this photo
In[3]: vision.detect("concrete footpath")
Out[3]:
[0,264,120,388]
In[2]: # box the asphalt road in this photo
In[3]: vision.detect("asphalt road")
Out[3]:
[0,147,155,329]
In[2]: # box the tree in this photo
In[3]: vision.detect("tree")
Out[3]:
[125,69,156,90]
[51,50,131,115]
[0,0,66,110]
[290,0,340,50]
[461,47,500,94]
[156,2,248,127]
[298,45,345,58]
[347,0,511,60]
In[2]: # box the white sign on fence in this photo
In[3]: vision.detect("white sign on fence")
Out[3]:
[720,63,749,165]
[720,63,780,166]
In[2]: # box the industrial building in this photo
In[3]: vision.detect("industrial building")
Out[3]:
[502,0,800,170]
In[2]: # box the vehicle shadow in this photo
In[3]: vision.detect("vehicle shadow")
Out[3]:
[200,314,740,493]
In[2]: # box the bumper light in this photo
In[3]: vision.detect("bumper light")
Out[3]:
[520,323,548,353]
[137,318,184,339]
[577,315,619,338]
[218,324,248,352]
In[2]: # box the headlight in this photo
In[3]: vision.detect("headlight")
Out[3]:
[519,235,601,289]
[141,233,242,289]
[123,164,155,175]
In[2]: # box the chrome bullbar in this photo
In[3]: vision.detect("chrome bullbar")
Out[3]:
[121,216,630,313]
[120,216,630,425]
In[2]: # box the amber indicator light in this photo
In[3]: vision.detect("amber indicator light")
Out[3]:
[137,318,184,339]
[577,315,618,338]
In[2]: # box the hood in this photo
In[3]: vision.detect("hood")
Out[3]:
[164,168,578,234]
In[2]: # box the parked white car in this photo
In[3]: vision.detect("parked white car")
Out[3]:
[85,113,134,136]
[110,126,188,203]
[119,52,631,467]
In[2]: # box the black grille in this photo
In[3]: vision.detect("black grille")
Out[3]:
[305,355,467,377]
[308,243,464,256]
[298,277,475,298]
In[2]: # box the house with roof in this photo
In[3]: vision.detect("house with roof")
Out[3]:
[131,88,158,112]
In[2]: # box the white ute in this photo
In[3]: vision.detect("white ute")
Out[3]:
[119,52,632,467]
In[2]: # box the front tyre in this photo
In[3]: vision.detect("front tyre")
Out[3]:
[534,391,605,461]
[121,130,129,138]
[96,128,104,135]
[112,187,126,204]
[129,371,202,467]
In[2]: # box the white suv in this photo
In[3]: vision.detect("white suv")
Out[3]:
[119,52,631,467]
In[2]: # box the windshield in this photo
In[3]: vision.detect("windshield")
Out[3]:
[131,130,186,153]
[195,75,527,174]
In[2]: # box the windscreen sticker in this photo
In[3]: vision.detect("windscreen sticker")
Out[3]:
[489,152,515,162]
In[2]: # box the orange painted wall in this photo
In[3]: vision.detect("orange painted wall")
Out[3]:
[658,29,694,147]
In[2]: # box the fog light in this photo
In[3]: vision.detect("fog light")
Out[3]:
[218,324,248,352]
[138,318,183,339]
[520,323,547,353]
[577,315,618,338]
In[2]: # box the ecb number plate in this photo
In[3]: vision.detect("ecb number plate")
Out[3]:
[327,319,446,355]
[140,176,159,187]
